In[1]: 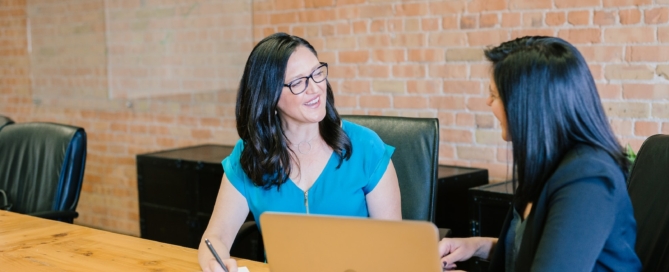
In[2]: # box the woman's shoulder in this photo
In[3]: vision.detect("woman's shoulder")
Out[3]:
[342,119,376,137]
[341,119,390,154]
[547,144,626,192]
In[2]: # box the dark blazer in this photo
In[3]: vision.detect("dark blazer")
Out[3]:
[489,145,641,272]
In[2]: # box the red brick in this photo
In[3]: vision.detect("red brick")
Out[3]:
[457,146,495,161]
[578,45,624,62]
[593,11,616,25]
[339,50,369,64]
[556,0,601,8]
[359,95,389,108]
[597,84,623,100]
[627,46,669,61]
[456,113,475,127]
[305,0,335,8]
[635,121,659,137]
[407,80,442,94]
[522,12,544,27]
[422,18,440,31]
[392,64,426,78]
[546,12,566,26]
[340,80,370,94]
[408,49,445,62]
[567,10,590,25]
[619,9,641,24]
[394,96,429,109]
[510,29,555,39]
[468,0,507,12]
[461,15,477,29]
[603,0,652,7]
[558,28,601,44]
[509,0,551,9]
[662,122,669,134]
[442,128,474,143]
[428,32,467,47]
[645,7,669,24]
[395,3,428,17]
[480,13,498,28]
[371,49,405,62]
[442,15,459,29]
[429,96,466,110]
[605,27,655,43]
[359,64,390,78]
[336,6,360,20]
[623,84,669,100]
[390,33,426,47]
[429,64,468,79]
[429,1,465,15]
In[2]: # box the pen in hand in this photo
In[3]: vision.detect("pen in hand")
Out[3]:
[204,238,229,272]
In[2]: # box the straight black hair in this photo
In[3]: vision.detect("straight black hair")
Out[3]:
[484,36,629,206]
[236,32,352,189]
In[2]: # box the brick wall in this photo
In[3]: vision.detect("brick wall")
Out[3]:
[2,0,668,235]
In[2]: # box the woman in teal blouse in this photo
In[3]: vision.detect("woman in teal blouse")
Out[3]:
[198,33,401,272]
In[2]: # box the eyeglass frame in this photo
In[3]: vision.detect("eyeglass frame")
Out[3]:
[283,62,329,95]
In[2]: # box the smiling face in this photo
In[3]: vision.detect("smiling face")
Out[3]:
[276,46,328,129]
[486,74,510,142]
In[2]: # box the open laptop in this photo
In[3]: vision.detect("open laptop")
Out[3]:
[260,212,443,272]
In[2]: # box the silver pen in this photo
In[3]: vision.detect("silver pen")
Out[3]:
[204,238,229,272]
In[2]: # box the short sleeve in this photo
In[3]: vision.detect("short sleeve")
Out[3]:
[342,121,395,194]
[362,143,394,194]
[222,139,248,197]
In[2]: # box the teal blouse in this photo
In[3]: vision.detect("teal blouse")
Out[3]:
[222,120,395,227]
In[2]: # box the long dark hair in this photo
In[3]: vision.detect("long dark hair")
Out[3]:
[484,36,629,206]
[236,32,352,189]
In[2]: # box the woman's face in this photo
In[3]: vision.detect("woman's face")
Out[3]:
[486,74,510,141]
[276,46,327,129]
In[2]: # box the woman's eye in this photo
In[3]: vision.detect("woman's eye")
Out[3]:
[290,80,303,88]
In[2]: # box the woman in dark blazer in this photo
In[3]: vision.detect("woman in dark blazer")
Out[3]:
[438,36,642,271]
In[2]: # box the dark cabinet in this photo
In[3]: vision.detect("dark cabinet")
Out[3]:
[469,180,514,237]
[435,165,489,237]
[136,144,234,249]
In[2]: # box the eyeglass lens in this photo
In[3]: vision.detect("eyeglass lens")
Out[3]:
[288,65,328,94]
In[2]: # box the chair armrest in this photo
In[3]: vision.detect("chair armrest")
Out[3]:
[230,221,265,262]
[29,210,79,223]
[439,227,452,238]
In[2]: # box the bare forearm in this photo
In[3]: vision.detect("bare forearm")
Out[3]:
[474,237,498,260]
[198,235,231,268]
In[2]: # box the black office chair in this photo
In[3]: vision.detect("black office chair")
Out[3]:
[230,115,443,261]
[627,134,669,272]
[0,122,87,223]
[0,115,14,130]
[342,115,440,223]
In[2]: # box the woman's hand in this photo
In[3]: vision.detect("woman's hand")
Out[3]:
[438,237,497,269]
[203,258,238,272]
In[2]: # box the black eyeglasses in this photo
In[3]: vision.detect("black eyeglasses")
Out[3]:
[283,62,328,95]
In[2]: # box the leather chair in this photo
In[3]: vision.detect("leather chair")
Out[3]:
[230,115,443,261]
[342,115,440,223]
[627,134,669,271]
[0,115,14,130]
[0,122,87,223]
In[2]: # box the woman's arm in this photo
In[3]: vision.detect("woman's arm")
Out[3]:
[365,160,402,220]
[198,174,250,272]
[528,177,619,271]
[439,237,498,266]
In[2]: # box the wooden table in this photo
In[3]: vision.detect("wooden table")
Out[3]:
[0,211,269,271]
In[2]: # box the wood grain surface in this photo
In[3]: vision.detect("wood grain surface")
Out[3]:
[0,210,269,272]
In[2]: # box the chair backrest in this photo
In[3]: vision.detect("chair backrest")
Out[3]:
[0,122,87,221]
[627,134,669,272]
[0,115,14,130]
[342,115,439,222]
